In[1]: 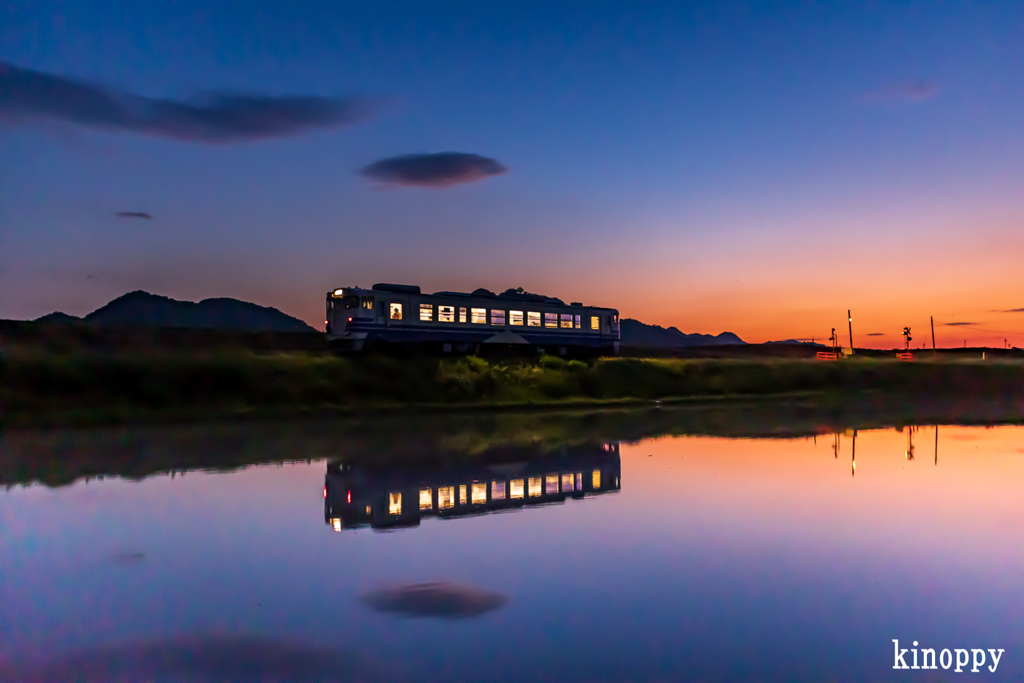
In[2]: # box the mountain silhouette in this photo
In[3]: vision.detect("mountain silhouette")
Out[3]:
[620,319,745,347]
[56,291,318,332]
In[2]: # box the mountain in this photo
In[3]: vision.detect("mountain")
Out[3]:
[77,291,317,332]
[34,311,81,324]
[620,319,745,348]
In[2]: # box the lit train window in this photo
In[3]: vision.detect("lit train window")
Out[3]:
[528,477,542,497]
[439,305,455,322]
[491,309,506,326]
[590,316,599,330]
[509,310,523,325]
[575,472,582,490]
[459,307,467,323]
[471,308,487,324]
[438,486,455,510]
[511,479,524,499]
[492,480,506,500]
[574,315,581,329]
[546,474,559,494]
[560,314,572,329]
[361,296,375,309]
[390,303,403,320]
[389,493,402,515]
[544,313,558,328]
[459,485,467,505]
[419,304,433,322]
[527,312,541,327]
[419,488,433,510]
[561,473,574,492]
[592,470,601,489]
[472,482,487,504]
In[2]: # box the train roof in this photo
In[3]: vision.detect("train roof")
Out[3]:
[336,283,616,311]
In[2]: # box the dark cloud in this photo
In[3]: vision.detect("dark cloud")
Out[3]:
[943,322,976,326]
[85,274,100,281]
[109,550,145,564]
[864,80,937,104]
[995,308,1024,313]
[360,152,507,188]
[866,333,885,337]
[362,582,507,619]
[116,211,152,219]
[0,61,375,143]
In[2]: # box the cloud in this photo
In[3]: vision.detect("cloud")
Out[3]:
[995,308,1024,313]
[0,61,375,143]
[866,333,885,337]
[362,582,507,619]
[116,211,152,219]
[943,322,976,326]
[864,80,937,104]
[359,152,507,188]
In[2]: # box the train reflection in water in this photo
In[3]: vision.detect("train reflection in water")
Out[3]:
[324,442,621,531]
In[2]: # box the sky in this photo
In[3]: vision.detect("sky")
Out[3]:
[2,1,1023,347]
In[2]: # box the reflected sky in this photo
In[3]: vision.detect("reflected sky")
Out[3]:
[2,425,1023,681]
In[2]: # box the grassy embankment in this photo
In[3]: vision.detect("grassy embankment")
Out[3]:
[2,347,1024,427]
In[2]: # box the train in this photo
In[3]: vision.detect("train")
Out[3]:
[326,283,619,355]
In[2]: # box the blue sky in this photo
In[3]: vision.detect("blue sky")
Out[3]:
[2,1,1022,344]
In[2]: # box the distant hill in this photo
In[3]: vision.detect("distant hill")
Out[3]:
[620,318,745,348]
[39,291,318,333]
[34,311,81,324]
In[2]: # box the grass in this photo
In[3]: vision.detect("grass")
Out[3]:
[2,347,1024,427]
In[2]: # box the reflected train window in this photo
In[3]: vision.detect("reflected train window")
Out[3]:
[574,314,581,329]
[439,305,455,322]
[492,480,506,500]
[592,470,601,489]
[491,309,506,326]
[459,307,467,323]
[509,310,524,326]
[527,312,541,327]
[389,493,402,515]
[459,485,467,505]
[390,303,403,320]
[419,488,433,510]
[438,486,455,510]
[528,477,542,497]
[545,313,558,328]
[471,308,487,324]
[546,474,559,494]
[511,479,525,499]
[591,316,599,330]
[561,473,574,492]
[472,482,487,504]
[560,314,572,329]
[419,303,433,322]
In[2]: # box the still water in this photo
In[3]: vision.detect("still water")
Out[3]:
[2,413,1023,682]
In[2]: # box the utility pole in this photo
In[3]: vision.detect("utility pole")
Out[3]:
[847,310,853,355]
[930,316,936,355]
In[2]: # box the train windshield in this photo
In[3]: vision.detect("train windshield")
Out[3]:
[342,295,360,309]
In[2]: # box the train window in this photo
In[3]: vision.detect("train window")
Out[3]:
[389,492,402,515]
[438,486,455,510]
[472,482,487,504]
[419,303,433,322]
[491,309,506,326]
[575,473,582,491]
[438,305,455,323]
[561,473,574,492]
[592,470,601,489]
[471,308,487,324]
[527,312,541,327]
[510,479,524,499]
[361,296,375,309]
[560,314,572,329]
[509,310,524,326]
[545,474,559,495]
[492,480,506,500]
[459,307,467,323]
[574,315,581,329]
[390,303,403,320]
[544,313,558,328]
[342,295,360,309]
[528,477,542,497]
[591,316,599,330]
[419,488,433,510]
[459,485,467,505]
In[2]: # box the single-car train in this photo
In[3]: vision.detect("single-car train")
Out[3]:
[326,283,619,355]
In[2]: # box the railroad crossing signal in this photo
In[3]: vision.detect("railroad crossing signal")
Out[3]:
[902,327,912,351]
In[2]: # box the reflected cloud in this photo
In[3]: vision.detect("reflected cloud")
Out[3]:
[0,634,381,682]
[363,582,507,619]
